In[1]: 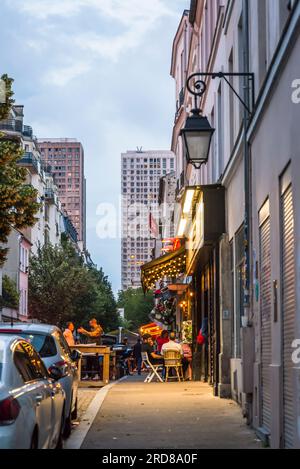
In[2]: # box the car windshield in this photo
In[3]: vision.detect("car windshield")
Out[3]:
[17,333,57,358]
[0,339,4,381]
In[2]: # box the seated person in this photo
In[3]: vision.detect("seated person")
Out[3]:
[181,342,192,380]
[161,332,183,355]
[156,330,169,352]
[142,334,164,365]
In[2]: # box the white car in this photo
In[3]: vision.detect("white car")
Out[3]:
[0,323,79,437]
[0,335,65,449]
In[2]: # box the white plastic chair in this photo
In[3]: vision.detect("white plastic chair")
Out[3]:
[141,352,163,383]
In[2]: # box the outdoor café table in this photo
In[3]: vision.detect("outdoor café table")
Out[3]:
[70,344,111,387]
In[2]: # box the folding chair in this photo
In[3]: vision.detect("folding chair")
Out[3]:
[163,349,184,382]
[141,352,163,383]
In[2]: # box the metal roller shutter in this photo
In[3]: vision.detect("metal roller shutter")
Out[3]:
[260,217,272,434]
[281,185,296,449]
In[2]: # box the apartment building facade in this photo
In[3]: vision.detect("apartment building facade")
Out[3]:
[0,105,79,321]
[121,150,175,290]
[154,0,300,448]
[38,138,86,250]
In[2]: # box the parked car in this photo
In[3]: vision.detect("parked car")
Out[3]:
[0,334,65,449]
[0,323,79,437]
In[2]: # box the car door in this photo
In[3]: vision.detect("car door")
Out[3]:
[54,331,78,410]
[13,341,53,448]
[25,343,64,448]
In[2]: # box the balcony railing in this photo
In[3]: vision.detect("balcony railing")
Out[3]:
[175,88,185,122]
[22,125,33,138]
[176,171,185,197]
[0,118,23,133]
[18,152,39,174]
[179,87,185,107]
[44,188,55,203]
[0,119,33,139]
[62,216,78,244]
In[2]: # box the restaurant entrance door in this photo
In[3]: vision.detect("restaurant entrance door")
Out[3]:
[192,247,220,395]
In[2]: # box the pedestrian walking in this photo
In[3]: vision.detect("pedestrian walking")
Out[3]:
[133,338,142,375]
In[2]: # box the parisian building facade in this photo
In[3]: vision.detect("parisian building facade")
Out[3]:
[121,150,175,290]
[0,106,79,322]
[141,0,300,449]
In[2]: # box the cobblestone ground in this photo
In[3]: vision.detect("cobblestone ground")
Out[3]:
[76,388,98,422]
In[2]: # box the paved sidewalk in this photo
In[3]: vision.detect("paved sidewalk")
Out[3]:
[81,376,263,449]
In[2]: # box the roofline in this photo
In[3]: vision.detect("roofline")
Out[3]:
[170,9,190,78]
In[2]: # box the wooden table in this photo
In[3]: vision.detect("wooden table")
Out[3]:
[70,345,111,387]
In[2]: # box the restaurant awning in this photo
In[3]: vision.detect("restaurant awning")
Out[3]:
[141,246,186,292]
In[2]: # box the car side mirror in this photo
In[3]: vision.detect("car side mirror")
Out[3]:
[48,366,64,381]
[70,349,81,362]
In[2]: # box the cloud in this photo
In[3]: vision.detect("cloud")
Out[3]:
[8,0,177,84]
[43,61,91,87]
[10,0,83,19]
[10,0,174,22]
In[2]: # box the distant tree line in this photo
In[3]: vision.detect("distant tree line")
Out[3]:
[29,240,120,332]
[117,288,154,331]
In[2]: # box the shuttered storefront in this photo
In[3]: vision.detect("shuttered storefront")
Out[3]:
[259,204,272,434]
[281,184,296,448]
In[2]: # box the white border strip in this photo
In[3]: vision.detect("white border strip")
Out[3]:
[65,377,127,449]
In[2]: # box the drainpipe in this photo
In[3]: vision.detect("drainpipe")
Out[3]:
[243,0,253,425]
[0,267,2,322]
[243,0,251,321]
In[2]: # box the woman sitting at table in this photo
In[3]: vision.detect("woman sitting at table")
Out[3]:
[156,330,169,353]
[181,342,192,381]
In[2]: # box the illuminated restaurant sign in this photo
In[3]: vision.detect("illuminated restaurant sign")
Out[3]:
[161,238,182,255]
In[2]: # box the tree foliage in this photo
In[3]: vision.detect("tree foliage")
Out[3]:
[0,74,15,121]
[29,241,119,331]
[117,288,154,331]
[0,275,20,309]
[0,75,40,265]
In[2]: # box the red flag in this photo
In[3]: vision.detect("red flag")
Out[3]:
[149,212,159,238]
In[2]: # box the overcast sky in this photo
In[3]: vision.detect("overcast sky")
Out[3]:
[0,0,188,293]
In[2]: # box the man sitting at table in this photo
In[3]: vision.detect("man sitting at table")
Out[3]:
[142,334,164,365]
[161,332,183,355]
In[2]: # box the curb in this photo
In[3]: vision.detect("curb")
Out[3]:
[65,376,128,449]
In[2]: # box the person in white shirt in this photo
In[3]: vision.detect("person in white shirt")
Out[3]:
[161,332,183,355]
[63,322,75,347]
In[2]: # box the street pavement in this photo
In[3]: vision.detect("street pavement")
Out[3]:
[81,375,263,449]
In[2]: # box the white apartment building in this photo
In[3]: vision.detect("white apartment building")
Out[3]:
[121,149,175,290]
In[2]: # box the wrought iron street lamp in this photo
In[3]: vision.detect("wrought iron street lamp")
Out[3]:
[180,77,215,169]
[182,71,255,170]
